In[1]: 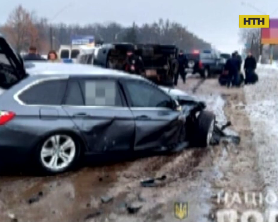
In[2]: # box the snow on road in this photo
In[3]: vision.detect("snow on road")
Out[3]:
[244,64,278,213]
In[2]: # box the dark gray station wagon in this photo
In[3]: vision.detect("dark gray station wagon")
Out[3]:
[0,35,215,174]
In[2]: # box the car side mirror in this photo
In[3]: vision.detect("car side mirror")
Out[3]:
[171,99,180,110]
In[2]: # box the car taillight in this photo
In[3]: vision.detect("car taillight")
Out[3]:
[0,111,15,125]
[199,61,203,68]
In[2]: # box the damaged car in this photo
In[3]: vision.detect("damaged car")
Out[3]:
[81,43,179,86]
[0,34,215,174]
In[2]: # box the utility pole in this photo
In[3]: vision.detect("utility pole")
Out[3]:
[49,2,73,50]
[270,44,274,64]
[50,25,53,50]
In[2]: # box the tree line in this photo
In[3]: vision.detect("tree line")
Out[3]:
[0,5,212,54]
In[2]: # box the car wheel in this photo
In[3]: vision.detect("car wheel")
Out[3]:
[37,134,80,174]
[193,111,215,147]
[201,68,209,78]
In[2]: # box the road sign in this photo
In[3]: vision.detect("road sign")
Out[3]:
[71,35,94,45]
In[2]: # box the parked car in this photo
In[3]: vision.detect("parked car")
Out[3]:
[185,49,224,78]
[0,34,215,174]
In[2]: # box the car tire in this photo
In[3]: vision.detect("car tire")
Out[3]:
[36,133,81,174]
[201,68,209,78]
[192,111,215,147]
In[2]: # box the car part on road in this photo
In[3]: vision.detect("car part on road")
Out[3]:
[211,122,241,145]
[27,191,43,204]
[101,196,114,203]
[140,175,167,187]
[37,134,79,174]
[126,202,143,214]
[84,210,102,220]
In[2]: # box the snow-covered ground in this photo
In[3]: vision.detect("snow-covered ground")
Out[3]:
[244,64,278,213]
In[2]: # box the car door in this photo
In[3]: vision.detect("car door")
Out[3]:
[62,77,135,153]
[121,79,184,151]
[0,35,26,88]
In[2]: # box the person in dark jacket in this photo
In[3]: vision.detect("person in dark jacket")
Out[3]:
[123,50,144,75]
[174,50,187,85]
[223,52,239,87]
[244,52,258,84]
[23,46,46,61]
[235,51,242,72]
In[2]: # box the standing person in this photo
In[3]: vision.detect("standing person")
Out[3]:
[244,52,257,84]
[174,50,187,85]
[22,46,46,61]
[234,51,242,72]
[123,50,144,75]
[224,53,239,87]
[47,50,59,62]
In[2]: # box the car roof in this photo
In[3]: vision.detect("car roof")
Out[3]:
[25,62,143,80]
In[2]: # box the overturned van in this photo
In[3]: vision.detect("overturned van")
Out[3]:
[77,42,179,86]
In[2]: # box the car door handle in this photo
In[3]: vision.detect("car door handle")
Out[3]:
[73,113,89,117]
[136,115,151,120]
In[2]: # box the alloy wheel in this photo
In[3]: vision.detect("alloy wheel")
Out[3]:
[40,135,76,172]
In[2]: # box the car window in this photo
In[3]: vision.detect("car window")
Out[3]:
[64,81,84,106]
[125,81,172,108]
[79,79,123,106]
[71,49,80,59]
[18,79,67,105]
[200,53,211,59]
[60,50,69,59]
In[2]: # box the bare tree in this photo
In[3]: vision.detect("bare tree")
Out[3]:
[1,5,39,52]
[239,28,261,59]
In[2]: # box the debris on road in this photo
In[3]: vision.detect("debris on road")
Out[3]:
[84,210,102,221]
[126,201,143,214]
[27,191,43,204]
[101,196,113,203]
[7,213,18,222]
[140,175,167,187]
[211,122,240,146]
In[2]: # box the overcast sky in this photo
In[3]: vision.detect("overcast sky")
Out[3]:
[1,0,277,53]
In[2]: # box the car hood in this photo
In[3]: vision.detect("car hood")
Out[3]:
[159,86,199,101]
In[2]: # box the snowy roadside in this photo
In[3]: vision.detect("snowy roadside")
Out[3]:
[244,64,278,216]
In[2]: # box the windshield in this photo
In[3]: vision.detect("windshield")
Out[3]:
[220,53,231,59]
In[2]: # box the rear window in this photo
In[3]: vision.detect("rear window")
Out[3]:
[60,50,69,59]
[185,53,200,60]
[65,79,123,106]
[18,79,67,105]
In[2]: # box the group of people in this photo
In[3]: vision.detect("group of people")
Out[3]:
[22,46,59,63]
[219,51,258,87]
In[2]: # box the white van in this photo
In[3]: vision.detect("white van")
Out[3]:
[58,45,81,63]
